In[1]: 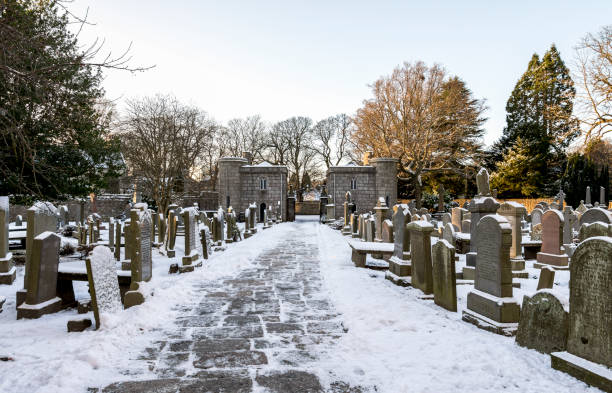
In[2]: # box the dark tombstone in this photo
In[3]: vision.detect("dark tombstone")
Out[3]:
[407,221,434,295]
[286,196,296,222]
[182,208,200,266]
[551,237,612,391]
[516,291,568,354]
[432,239,457,311]
[131,209,152,282]
[537,266,555,290]
[16,232,62,319]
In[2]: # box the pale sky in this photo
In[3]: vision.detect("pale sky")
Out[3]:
[69,0,611,146]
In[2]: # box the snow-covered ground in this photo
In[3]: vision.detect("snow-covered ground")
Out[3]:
[0,217,600,393]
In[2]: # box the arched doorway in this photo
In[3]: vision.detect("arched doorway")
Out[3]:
[260,203,266,222]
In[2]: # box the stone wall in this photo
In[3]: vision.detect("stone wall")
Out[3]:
[239,165,288,222]
[296,201,320,215]
[327,166,377,218]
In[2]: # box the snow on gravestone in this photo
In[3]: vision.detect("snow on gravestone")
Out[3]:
[86,246,122,329]
[516,291,568,354]
[579,207,612,227]
[432,239,457,312]
[130,209,152,282]
[551,237,612,391]
[382,219,393,243]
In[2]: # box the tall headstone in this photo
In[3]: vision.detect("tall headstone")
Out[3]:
[536,210,569,268]
[16,232,62,319]
[464,197,500,280]
[462,215,520,336]
[498,201,527,272]
[442,222,455,246]
[382,219,394,243]
[86,246,122,329]
[531,208,544,227]
[130,209,152,282]
[114,221,121,261]
[476,167,491,197]
[365,217,375,243]
[286,195,296,222]
[562,206,577,246]
[374,197,389,242]
[157,213,165,246]
[551,237,612,391]
[432,239,457,311]
[59,205,69,228]
[451,207,467,232]
[25,202,58,267]
[585,186,592,207]
[200,228,211,259]
[166,211,177,258]
[181,208,201,269]
[387,205,412,281]
[0,197,16,284]
[600,186,606,206]
[407,221,434,295]
[516,292,568,354]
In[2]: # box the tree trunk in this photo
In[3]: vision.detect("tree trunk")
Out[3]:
[413,175,422,209]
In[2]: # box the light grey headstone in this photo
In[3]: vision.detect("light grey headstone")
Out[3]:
[451,207,467,232]
[579,207,612,227]
[578,222,612,241]
[562,206,577,245]
[442,222,455,245]
[407,221,434,294]
[86,246,122,329]
[392,206,411,260]
[432,239,456,311]
[531,208,544,227]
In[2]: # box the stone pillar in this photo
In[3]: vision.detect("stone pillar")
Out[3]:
[498,201,527,274]
[374,197,389,242]
[286,196,296,222]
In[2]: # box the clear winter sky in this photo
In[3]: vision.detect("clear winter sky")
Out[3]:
[69,0,611,146]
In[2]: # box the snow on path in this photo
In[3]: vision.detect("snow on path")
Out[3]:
[315,223,600,393]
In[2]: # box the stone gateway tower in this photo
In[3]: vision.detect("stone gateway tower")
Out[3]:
[217,152,288,222]
[326,154,398,218]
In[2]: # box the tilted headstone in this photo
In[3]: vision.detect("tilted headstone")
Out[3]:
[463,215,520,335]
[407,221,434,295]
[382,219,393,243]
[451,207,467,232]
[130,209,152,282]
[536,210,568,268]
[0,197,16,284]
[551,237,611,390]
[537,266,555,290]
[498,201,527,270]
[86,246,122,329]
[579,207,612,227]
[432,239,457,312]
[16,232,62,318]
[575,201,588,215]
[516,291,568,354]
[374,197,389,242]
[578,221,612,241]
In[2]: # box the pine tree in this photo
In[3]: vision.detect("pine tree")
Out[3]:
[490,138,543,197]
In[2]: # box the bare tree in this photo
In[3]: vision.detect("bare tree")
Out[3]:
[119,95,218,214]
[575,25,612,142]
[312,114,353,169]
[353,62,486,207]
[221,115,269,161]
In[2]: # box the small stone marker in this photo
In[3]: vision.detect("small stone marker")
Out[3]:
[537,266,555,290]
[17,232,62,319]
[407,220,434,295]
[67,318,92,332]
[516,291,568,354]
[382,219,393,243]
[432,239,457,312]
[463,215,520,336]
[86,246,122,329]
[536,210,568,268]
[551,237,612,391]
[461,219,471,234]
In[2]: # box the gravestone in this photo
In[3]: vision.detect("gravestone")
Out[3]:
[537,266,555,290]
[387,205,412,281]
[442,222,455,245]
[114,221,121,261]
[464,197,500,280]
[579,207,612,227]
[326,199,335,222]
[432,239,457,312]
[166,211,177,258]
[130,209,152,282]
[350,214,359,238]
[150,212,158,246]
[226,211,236,243]
[451,207,467,232]
[286,196,296,222]
[585,186,592,207]
[365,217,375,243]
[562,206,577,246]
[382,219,393,243]
[59,205,69,227]
[407,221,434,295]
[249,203,257,232]
[0,197,16,284]
[374,197,389,242]
[551,237,612,391]
[578,222,612,241]
[531,223,543,241]
[516,291,568,354]
[108,218,115,250]
[600,186,606,206]
[157,213,166,246]
[498,201,527,272]
[536,210,569,268]
[461,219,471,234]
[463,215,520,336]
[15,215,22,226]
[531,208,544,227]
[576,201,588,215]
[201,227,212,259]
[86,246,122,329]
[441,212,452,228]
[16,232,62,319]
[181,208,201,267]
[476,167,491,197]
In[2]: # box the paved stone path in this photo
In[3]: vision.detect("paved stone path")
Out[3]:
[101,220,365,393]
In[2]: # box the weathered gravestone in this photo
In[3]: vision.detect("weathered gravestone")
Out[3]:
[562,206,577,246]
[579,207,612,227]
[463,215,520,336]
[157,213,166,246]
[516,291,568,354]
[286,195,296,222]
[537,266,555,290]
[407,220,434,296]
[374,197,389,242]
[498,201,528,276]
[387,205,412,281]
[578,222,612,241]
[464,196,500,280]
[166,211,177,258]
[531,223,543,241]
[58,205,69,228]
[452,207,467,232]
[350,214,359,238]
[130,209,152,282]
[326,198,335,222]
[432,239,457,312]
[25,202,58,268]
[442,222,455,245]
[86,246,122,329]
[200,227,212,259]
[108,218,115,250]
[114,221,122,261]
[249,203,257,232]
[181,208,201,271]
[226,211,236,243]
[461,219,471,234]
[551,237,612,391]
[382,219,393,243]
[17,232,62,319]
[531,208,544,227]
[0,197,16,284]
[441,212,452,228]
[536,210,569,268]
[365,217,375,243]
